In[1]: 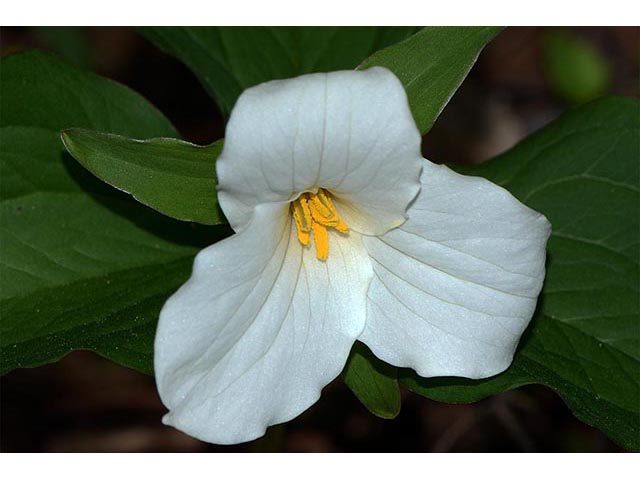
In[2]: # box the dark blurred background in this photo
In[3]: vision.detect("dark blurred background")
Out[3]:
[1,26,638,452]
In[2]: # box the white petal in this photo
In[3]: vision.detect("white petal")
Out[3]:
[217,67,422,235]
[155,203,372,444]
[360,161,551,379]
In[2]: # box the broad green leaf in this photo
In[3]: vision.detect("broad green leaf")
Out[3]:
[137,26,418,116]
[0,51,176,137]
[61,129,224,225]
[0,51,228,375]
[1,192,196,375]
[1,126,84,199]
[542,30,611,105]
[342,342,401,419]
[360,26,503,134]
[401,97,640,450]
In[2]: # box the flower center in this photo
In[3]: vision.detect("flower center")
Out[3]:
[291,189,349,261]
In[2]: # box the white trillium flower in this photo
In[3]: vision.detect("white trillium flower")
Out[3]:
[155,67,551,444]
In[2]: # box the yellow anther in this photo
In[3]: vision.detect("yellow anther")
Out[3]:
[312,222,329,261]
[308,198,340,227]
[297,228,311,246]
[316,190,336,213]
[334,218,349,233]
[292,196,312,245]
[308,193,333,219]
[290,189,349,261]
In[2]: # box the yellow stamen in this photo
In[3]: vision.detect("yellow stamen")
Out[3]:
[297,229,311,246]
[308,193,333,219]
[290,189,349,261]
[308,198,339,227]
[312,222,329,260]
[291,196,312,245]
[333,218,349,233]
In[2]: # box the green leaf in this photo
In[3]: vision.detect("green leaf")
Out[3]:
[137,26,418,116]
[360,26,503,134]
[1,126,84,199]
[61,129,224,225]
[0,51,228,375]
[401,96,640,450]
[0,51,176,137]
[1,192,196,375]
[342,342,401,419]
[542,30,611,105]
